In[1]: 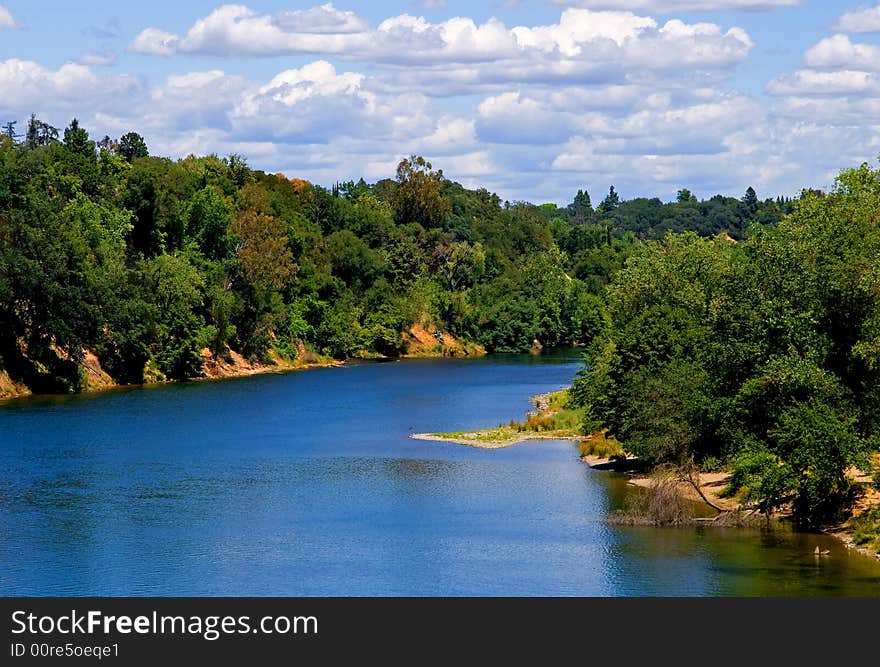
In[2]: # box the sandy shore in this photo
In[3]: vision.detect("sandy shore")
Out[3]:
[410,432,585,449]
[626,470,742,512]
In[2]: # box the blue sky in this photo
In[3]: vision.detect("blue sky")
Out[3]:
[1,1,879,204]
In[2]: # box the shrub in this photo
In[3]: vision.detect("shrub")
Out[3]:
[578,433,625,460]
[851,508,880,555]
[609,475,694,526]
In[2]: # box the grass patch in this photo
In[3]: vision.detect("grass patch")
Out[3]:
[428,389,586,445]
[433,426,522,443]
[851,507,880,555]
[578,432,625,460]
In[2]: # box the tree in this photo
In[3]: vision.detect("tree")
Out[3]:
[598,186,620,215]
[676,188,697,203]
[141,254,206,380]
[741,186,758,214]
[226,154,250,188]
[118,132,149,162]
[3,121,17,142]
[25,114,58,149]
[569,188,593,224]
[230,208,296,296]
[391,155,451,228]
[63,118,95,158]
[185,187,232,260]
[432,241,485,292]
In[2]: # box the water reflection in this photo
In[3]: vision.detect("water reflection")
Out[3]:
[1,354,878,596]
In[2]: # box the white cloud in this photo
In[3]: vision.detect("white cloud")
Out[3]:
[417,117,476,155]
[274,4,370,34]
[551,1,799,11]
[547,117,877,201]
[128,6,753,84]
[0,5,17,30]
[479,87,759,157]
[834,4,880,34]
[477,91,575,144]
[766,69,880,96]
[0,59,141,115]
[150,70,249,131]
[804,35,880,71]
[77,52,117,67]
[135,4,371,57]
[773,95,880,123]
[128,28,180,56]
[417,0,448,9]
[230,60,432,143]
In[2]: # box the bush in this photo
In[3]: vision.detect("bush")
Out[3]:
[578,433,625,460]
[851,508,880,555]
[609,475,694,526]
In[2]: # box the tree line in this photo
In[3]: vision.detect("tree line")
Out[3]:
[0,116,779,394]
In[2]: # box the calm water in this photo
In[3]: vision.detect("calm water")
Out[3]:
[1,351,879,596]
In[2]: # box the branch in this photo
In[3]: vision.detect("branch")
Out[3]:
[677,461,725,513]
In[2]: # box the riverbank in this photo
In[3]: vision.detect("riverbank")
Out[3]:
[400,324,485,358]
[0,344,342,402]
[0,325,484,402]
[414,388,880,561]
[410,390,584,448]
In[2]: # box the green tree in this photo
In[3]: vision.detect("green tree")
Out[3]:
[569,188,593,224]
[597,186,620,215]
[118,132,149,162]
[63,118,95,159]
[185,187,232,261]
[392,155,451,228]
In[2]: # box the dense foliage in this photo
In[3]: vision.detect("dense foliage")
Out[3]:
[0,119,745,390]
[570,163,880,526]
[2,116,876,526]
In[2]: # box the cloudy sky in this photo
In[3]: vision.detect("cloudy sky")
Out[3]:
[1,1,879,204]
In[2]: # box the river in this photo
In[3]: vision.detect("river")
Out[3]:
[1,351,878,596]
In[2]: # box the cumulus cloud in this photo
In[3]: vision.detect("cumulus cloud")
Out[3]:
[230,60,432,143]
[548,117,877,200]
[419,117,477,154]
[834,4,880,34]
[773,95,880,123]
[274,3,369,34]
[150,70,249,131]
[0,59,141,115]
[130,4,371,57]
[128,28,180,56]
[0,5,17,29]
[128,5,753,83]
[804,35,880,71]
[766,69,880,96]
[477,92,575,144]
[478,87,759,157]
[551,1,799,10]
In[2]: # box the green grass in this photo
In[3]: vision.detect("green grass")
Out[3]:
[431,390,586,443]
[851,507,880,555]
[578,432,626,459]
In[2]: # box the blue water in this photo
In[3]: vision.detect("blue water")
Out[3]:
[1,352,879,596]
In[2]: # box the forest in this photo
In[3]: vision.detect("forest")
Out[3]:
[570,163,880,528]
[0,116,782,391]
[1,116,877,528]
